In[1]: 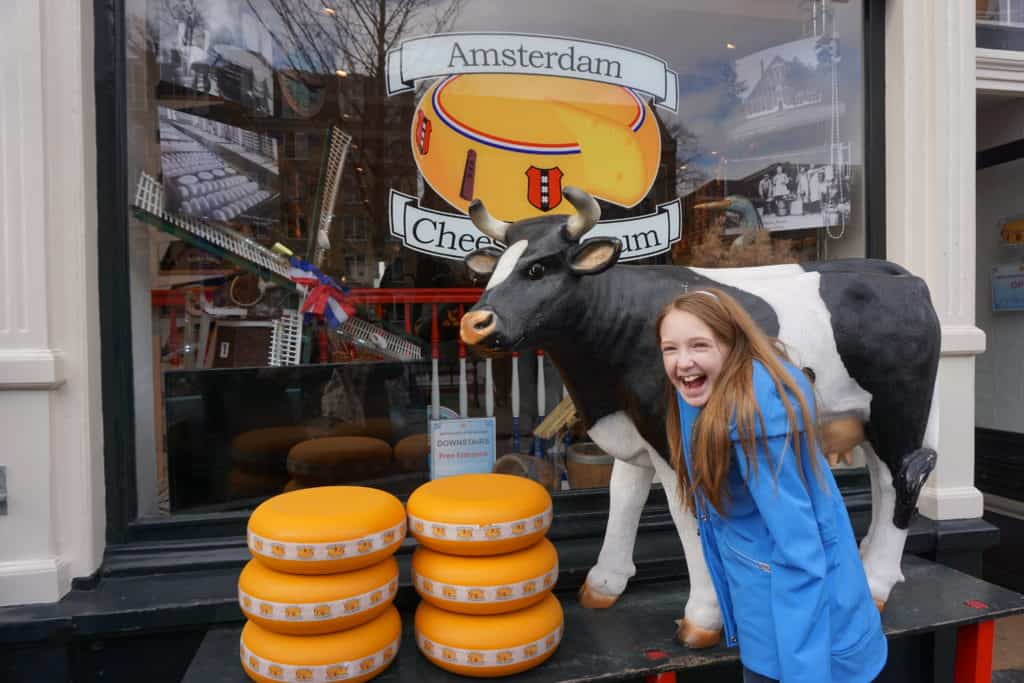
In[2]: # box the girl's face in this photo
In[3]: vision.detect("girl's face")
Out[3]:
[660,309,730,407]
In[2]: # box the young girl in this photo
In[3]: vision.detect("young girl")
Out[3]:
[657,289,886,683]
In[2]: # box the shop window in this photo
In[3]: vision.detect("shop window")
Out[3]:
[118,0,870,522]
[978,0,1024,25]
[978,0,1024,49]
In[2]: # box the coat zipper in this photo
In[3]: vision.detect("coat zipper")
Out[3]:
[682,401,738,646]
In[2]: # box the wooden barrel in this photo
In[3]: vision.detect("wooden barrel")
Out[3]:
[493,454,555,490]
[567,443,614,490]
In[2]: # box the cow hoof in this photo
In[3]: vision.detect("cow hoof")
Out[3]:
[874,598,885,613]
[578,583,619,609]
[675,618,722,649]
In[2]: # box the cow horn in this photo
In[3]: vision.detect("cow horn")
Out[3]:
[564,187,601,239]
[468,199,510,243]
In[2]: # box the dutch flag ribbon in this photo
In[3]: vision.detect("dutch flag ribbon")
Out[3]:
[274,243,356,330]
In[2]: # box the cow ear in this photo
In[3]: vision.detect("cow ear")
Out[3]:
[568,238,621,275]
[465,246,504,277]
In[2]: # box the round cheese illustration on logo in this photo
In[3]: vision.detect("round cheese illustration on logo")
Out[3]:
[412,73,661,222]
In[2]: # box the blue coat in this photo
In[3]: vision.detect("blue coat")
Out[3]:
[677,359,887,682]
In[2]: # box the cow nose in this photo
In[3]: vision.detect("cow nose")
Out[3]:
[460,310,496,345]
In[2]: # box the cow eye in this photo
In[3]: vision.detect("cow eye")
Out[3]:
[527,263,545,280]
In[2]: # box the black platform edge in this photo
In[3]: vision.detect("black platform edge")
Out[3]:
[0,511,988,649]
[181,555,1024,683]
[984,510,1024,595]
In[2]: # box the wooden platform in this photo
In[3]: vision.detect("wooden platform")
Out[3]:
[183,555,1024,683]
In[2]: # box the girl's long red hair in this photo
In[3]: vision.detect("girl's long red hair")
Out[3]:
[658,288,820,514]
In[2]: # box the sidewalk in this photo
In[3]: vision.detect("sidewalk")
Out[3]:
[995,614,1024,677]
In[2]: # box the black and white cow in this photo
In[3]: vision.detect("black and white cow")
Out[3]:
[459,187,939,647]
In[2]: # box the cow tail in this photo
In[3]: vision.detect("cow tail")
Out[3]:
[892,376,939,529]
[922,372,939,454]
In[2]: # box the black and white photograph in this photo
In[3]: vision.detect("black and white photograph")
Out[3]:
[156,0,275,115]
[158,106,280,227]
[728,158,852,233]
[731,35,842,141]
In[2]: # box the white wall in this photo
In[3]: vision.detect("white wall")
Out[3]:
[976,101,1024,433]
[887,0,985,521]
[0,0,104,605]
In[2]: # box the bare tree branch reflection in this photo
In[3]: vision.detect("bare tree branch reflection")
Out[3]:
[245,0,465,261]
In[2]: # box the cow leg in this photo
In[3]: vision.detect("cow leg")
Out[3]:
[861,446,918,609]
[646,450,723,648]
[865,445,936,607]
[860,378,938,610]
[860,443,882,560]
[579,455,654,607]
[583,411,722,647]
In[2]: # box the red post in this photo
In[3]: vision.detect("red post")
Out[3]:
[404,303,412,334]
[954,620,994,683]
[643,649,676,682]
[317,328,329,364]
[168,309,180,367]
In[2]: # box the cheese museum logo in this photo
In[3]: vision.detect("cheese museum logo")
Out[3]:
[386,32,682,261]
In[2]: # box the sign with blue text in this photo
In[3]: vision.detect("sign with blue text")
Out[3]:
[992,264,1024,312]
[429,417,496,479]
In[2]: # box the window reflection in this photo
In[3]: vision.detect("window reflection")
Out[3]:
[978,0,1024,25]
[125,0,866,516]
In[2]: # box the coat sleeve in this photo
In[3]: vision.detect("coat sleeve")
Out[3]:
[734,388,831,682]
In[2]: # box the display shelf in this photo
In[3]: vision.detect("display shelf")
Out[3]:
[337,316,422,362]
[268,309,304,367]
[307,126,352,264]
[132,172,296,289]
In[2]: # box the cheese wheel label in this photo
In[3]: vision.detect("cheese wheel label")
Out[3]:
[417,625,562,668]
[241,636,399,682]
[413,565,557,604]
[247,520,405,563]
[407,506,551,543]
[239,577,398,623]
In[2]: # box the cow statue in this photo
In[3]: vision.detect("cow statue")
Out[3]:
[458,187,939,647]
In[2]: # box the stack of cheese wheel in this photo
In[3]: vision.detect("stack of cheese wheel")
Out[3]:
[407,473,563,677]
[239,486,406,683]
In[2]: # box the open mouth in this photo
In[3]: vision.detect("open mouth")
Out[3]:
[679,373,707,392]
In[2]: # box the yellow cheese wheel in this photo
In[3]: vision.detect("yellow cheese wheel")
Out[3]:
[412,538,558,615]
[394,434,429,473]
[248,487,406,574]
[287,437,393,485]
[550,99,655,207]
[407,474,552,556]
[331,418,395,445]
[231,426,329,474]
[239,557,398,635]
[411,73,660,222]
[415,593,563,677]
[228,468,287,498]
[241,607,400,683]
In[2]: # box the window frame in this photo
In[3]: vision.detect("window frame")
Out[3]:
[95,0,886,565]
